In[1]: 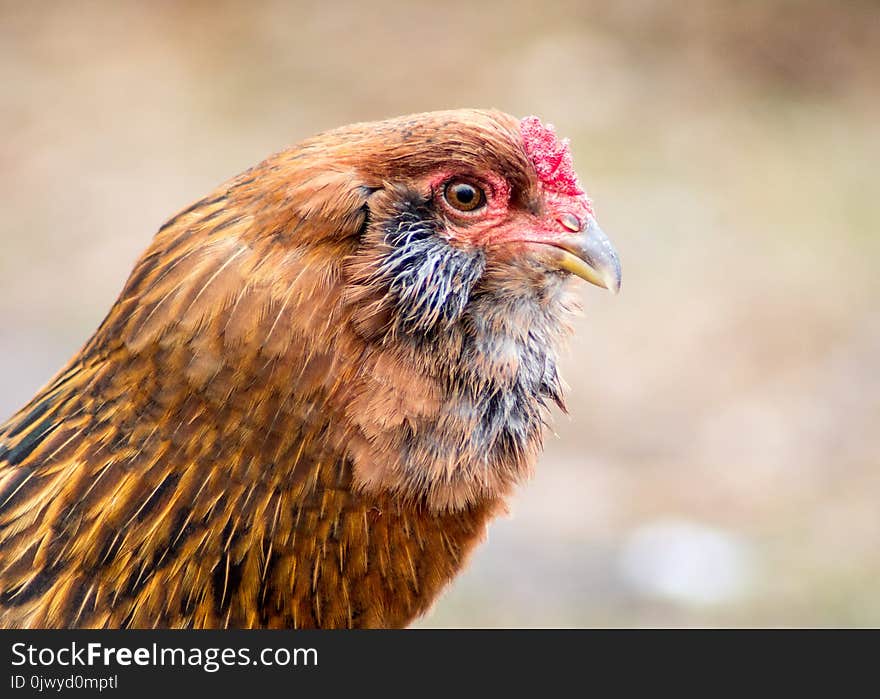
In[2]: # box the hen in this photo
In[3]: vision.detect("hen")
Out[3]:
[0,110,620,628]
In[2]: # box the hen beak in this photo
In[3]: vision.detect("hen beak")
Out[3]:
[545,216,622,294]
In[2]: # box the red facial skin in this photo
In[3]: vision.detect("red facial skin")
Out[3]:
[422,117,596,255]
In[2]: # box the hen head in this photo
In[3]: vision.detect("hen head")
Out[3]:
[340,112,620,336]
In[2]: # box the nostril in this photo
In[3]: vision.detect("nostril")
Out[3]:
[558,212,581,232]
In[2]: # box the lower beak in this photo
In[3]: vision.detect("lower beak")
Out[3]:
[543,216,622,293]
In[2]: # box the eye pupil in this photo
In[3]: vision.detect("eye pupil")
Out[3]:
[444,179,485,212]
[454,185,474,204]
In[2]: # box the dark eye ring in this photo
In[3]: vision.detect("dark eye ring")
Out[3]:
[443,179,486,212]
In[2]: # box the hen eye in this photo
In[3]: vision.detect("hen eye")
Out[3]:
[443,179,485,212]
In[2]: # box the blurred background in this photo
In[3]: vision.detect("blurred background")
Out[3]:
[1,0,878,626]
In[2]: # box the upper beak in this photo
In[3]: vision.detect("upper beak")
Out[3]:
[544,216,622,293]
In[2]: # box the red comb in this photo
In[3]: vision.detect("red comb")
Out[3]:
[519,116,584,197]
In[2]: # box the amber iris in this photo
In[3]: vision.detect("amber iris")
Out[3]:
[443,179,485,212]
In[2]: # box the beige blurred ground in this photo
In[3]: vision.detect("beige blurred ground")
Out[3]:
[1,0,878,626]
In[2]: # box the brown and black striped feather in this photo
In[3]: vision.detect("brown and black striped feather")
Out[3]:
[0,216,499,627]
